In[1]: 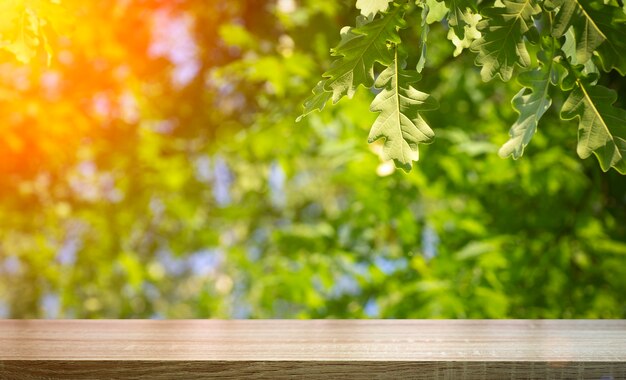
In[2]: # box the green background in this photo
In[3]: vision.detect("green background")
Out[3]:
[0,0,625,318]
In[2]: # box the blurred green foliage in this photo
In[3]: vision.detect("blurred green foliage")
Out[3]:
[0,0,624,318]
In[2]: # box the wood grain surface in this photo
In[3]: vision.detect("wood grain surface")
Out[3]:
[1,320,625,379]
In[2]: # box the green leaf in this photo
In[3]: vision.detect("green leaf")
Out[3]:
[551,0,626,74]
[446,10,481,57]
[416,3,429,73]
[368,50,439,171]
[561,79,626,173]
[356,0,394,18]
[443,0,476,39]
[425,0,449,24]
[561,27,600,76]
[322,6,405,103]
[471,0,540,81]
[297,81,333,122]
[415,0,447,73]
[499,46,562,159]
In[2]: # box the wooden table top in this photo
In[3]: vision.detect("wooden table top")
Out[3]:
[2,320,625,379]
[1,319,625,361]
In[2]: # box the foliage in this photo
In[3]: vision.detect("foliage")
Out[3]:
[560,74,626,172]
[0,0,625,319]
[498,39,560,158]
[301,0,626,174]
[368,49,438,169]
[0,0,70,64]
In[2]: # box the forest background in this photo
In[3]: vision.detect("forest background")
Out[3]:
[0,0,625,318]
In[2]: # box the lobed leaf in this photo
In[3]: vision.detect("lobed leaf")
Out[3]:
[443,0,477,39]
[499,52,560,159]
[297,81,333,122]
[322,6,405,103]
[551,0,626,74]
[368,50,439,171]
[447,10,481,57]
[561,79,626,173]
[356,0,394,18]
[7,9,41,64]
[416,3,430,73]
[416,0,449,73]
[425,0,449,24]
[0,0,70,64]
[471,0,540,81]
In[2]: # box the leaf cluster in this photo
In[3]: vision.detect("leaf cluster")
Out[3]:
[301,0,626,174]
